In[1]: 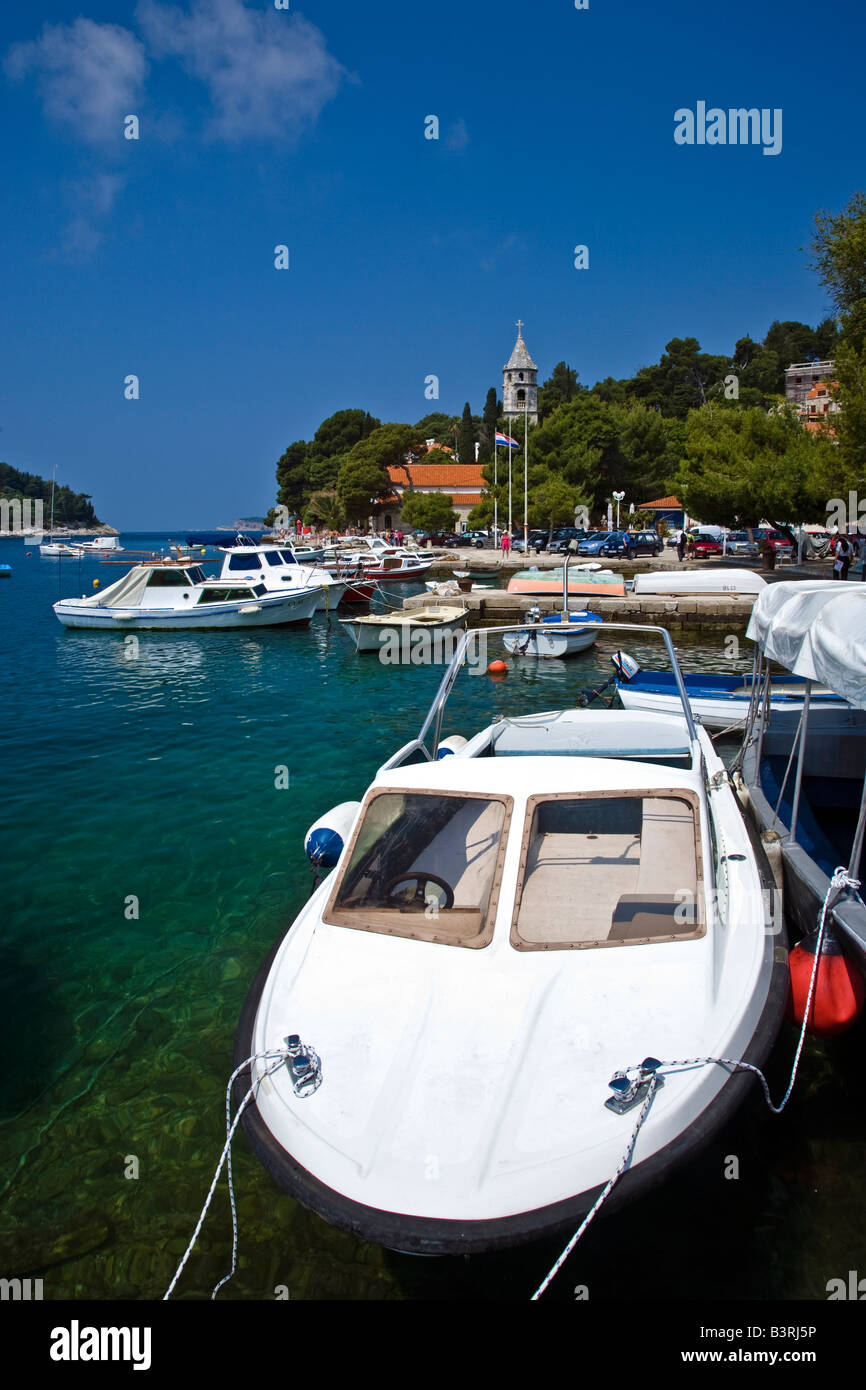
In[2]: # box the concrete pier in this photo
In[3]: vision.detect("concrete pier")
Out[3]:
[405,587,760,629]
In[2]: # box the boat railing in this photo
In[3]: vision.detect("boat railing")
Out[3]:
[406,619,700,760]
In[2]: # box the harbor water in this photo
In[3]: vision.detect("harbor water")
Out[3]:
[1,535,863,1301]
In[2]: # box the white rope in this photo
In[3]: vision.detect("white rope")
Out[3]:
[163,1047,289,1301]
[533,867,861,1300]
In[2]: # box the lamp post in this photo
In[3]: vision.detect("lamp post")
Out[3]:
[613,490,625,530]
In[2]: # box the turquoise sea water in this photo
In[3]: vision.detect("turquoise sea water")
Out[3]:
[1,534,863,1302]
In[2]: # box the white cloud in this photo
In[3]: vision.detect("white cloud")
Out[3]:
[135,0,346,142]
[61,172,126,260]
[5,19,148,145]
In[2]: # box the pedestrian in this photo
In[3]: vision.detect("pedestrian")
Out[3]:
[675,527,684,562]
[500,530,511,556]
[833,533,853,580]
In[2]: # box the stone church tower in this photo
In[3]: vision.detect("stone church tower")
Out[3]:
[502,321,538,426]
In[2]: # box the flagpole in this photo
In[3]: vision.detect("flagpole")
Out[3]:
[508,418,513,537]
[494,437,498,544]
[523,401,528,554]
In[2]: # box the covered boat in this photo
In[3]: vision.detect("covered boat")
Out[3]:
[632,568,766,597]
[53,562,323,630]
[740,580,866,976]
[236,620,786,1255]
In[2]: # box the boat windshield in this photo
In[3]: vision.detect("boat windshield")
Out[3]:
[511,790,704,950]
[324,790,511,949]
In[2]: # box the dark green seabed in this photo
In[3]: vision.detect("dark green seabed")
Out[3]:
[1,537,863,1300]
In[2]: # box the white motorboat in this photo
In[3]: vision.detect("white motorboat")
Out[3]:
[236,620,786,1255]
[503,551,603,659]
[217,544,348,611]
[614,650,850,731]
[53,561,323,630]
[339,604,467,655]
[632,568,767,597]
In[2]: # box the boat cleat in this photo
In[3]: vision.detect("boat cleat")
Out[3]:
[605,1057,664,1114]
[284,1035,323,1097]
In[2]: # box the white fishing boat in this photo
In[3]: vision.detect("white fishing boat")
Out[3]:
[632,568,767,597]
[53,561,323,630]
[217,544,348,611]
[614,650,850,731]
[339,604,467,654]
[236,620,786,1255]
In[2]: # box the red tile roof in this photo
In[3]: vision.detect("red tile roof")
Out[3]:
[639,495,681,508]
[388,463,485,486]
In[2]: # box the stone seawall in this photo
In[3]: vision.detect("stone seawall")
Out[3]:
[404,589,758,629]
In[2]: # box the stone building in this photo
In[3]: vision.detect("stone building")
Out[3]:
[503,321,538,426]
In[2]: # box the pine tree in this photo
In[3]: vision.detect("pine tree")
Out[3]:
[457,401,475,465]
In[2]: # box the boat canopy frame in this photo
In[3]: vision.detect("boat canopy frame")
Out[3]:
[381,621,700,770]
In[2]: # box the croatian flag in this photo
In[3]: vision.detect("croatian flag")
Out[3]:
[495,431,519,449]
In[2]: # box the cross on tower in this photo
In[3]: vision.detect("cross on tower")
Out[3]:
[516,319,524,335]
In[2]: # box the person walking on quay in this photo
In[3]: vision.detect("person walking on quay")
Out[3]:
[833,532,853,580]
[500,530,511,557]
[676,527,685,562]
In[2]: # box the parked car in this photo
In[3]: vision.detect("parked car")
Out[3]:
[603,529,662,558]
[512,529,548,554]
[577,531,615,556]
[754,529,793,560]
[412,530,455,547]
[688,530,722,558]
[453,529,492,549]
[547,527,588,554]
[723,530,758,556]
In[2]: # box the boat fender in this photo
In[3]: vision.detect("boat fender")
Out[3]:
[436,735,468,759]
[304,801,361,868]
[488,659,508,676]
[787,928,865,1036]
[760,829,785,893]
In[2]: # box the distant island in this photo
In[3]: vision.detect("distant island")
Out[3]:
[0,461,114,532]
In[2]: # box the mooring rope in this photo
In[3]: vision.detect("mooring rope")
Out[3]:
[164,1046,291,1301]
[532,867,859,1300]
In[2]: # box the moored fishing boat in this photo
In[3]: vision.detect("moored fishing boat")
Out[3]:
[53,561,323,630]
[503,549,603,659]
[339,604,467,654]
[235,619,786,1255]
[216,543,348,611]
[614,650,850,731]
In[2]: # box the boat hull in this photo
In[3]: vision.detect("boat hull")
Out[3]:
[503,614,601,659]
[618,673,849,731]
[340,609,467,654]
[235,898,788,1255]
[53,589,320,630]
[507,569,625,598]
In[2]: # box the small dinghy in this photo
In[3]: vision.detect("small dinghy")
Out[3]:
[614,651,850,731]
[507,565,625,598]
[236,618,787,1255]
[339,605,467,655]
[503,551,602,658]
[632,568,766,597]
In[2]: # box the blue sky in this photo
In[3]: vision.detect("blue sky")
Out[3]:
[1,0,864,528]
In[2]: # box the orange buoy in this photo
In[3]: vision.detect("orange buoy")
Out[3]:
[787,929,865,1037]
[487,659,508,676]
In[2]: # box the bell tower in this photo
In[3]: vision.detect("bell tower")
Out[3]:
[502,320,538,426]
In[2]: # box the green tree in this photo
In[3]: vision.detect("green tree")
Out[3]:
[810,192,866,489]
[414,412,456,441]
[275,440,309,515]
[677,405,835,527]
[304,490,346,530]
[457,401,475,465]
[479,387,500,463]
[530,474,578,541]
[629,337,731,417]
[538,361,582,420]
[400,491,457,532]
[338,423,425,523]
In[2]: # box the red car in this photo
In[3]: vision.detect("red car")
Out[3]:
[689,531,722,558]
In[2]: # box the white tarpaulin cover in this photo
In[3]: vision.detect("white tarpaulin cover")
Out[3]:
[746,580,866,705]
